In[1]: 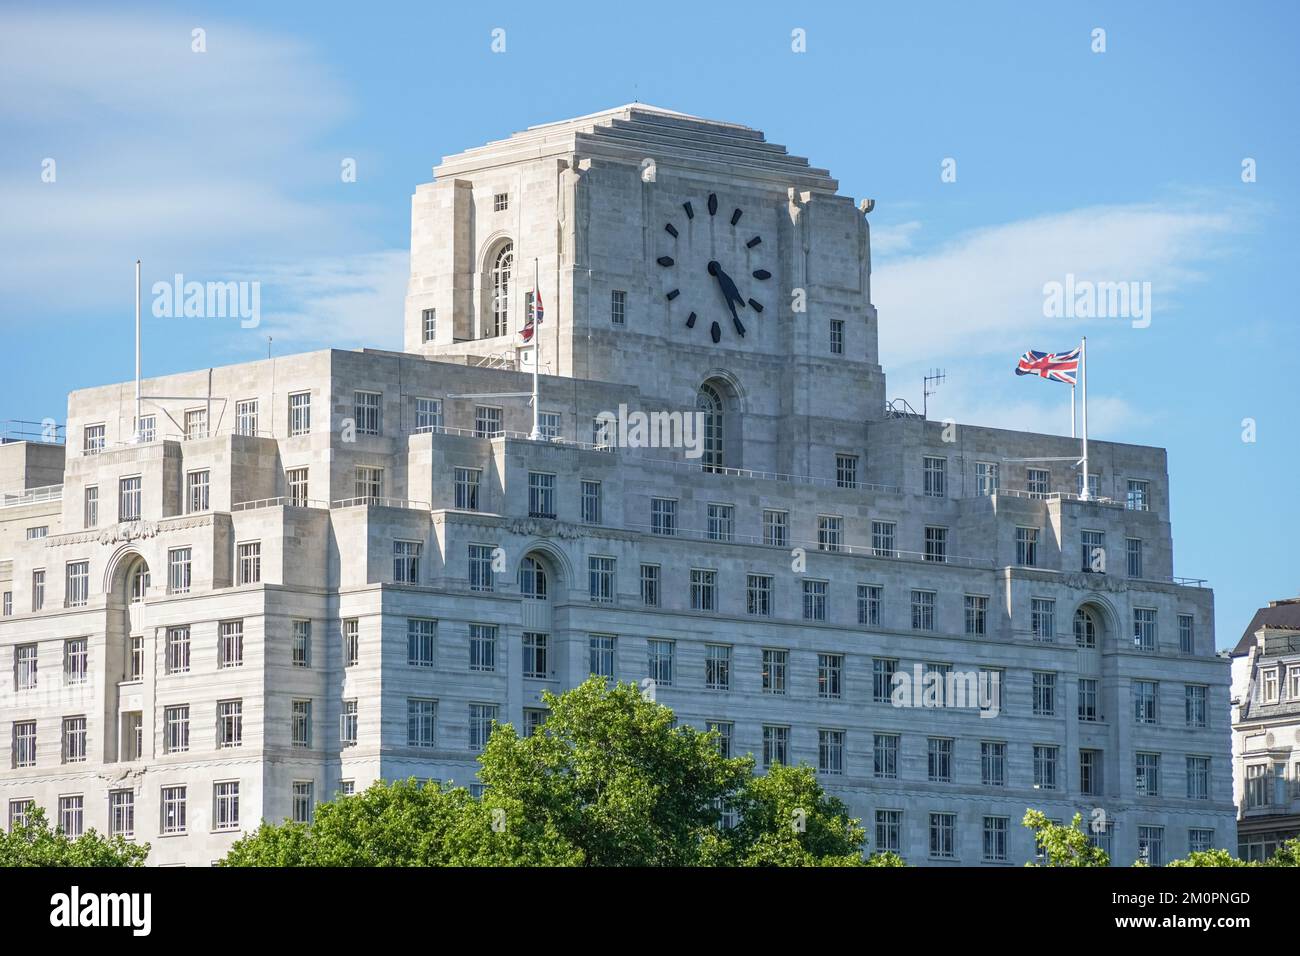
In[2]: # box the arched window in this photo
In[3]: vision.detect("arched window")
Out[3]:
[489,242,513,338]
[519,556,548,600]
[1074,607,1097,648]
[697,383,724,472]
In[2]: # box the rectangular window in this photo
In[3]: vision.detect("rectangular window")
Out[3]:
[160,786,187,834]
[981,741,1006,787]
[407,618,436,667]
[588,556,616,603]
[819,729,845,774]
[982,816,1009,863]
[31,570,45,611]
[817,515,843,552]
[537,411,561,439]
[453,467,481,511]
[610,290,626,325]
[415,397,443,432]
[923,456,947,497]
[1033,744,1059,790]
[470,624,497,673]
[705,643,731,691]
[818,653,843,699]
[340,700,358,746]
[217,700,243,748]
[650,497,677,536]
[58,795,84,837]
[1186,756,1210,800]
[493,192,509,211]
[1134,680,1158,724]
[975,461,1000,496]
[964,594,988,636]
[236,541,261,585]
[803,580,828,621]
[184,408,207,440]
[167,548,191,594]
[407,698,437,747]
[83,486,98,528]
[164,705,190,753]
[923,526,948,562]
[235,399,258,436]
[762,649,788,695]
[910,589,936,631]
[353,390,382,436]
[1178,614,1195,654]
[2,592,10,617]
[708,721,733,759]
[1189,828,1214,855]
[829,318,844,355]
[1026,468,1050,497]
[928,737,953,782]
[581,480,602,524]
[61,716,86,763]
[64,638,88,684]
[1079,678,1099,722]
[1126,479,1150,511]
[835,453,858,488]
[871,520,897,557]
[135,415,156,443]
[468,544,495,592]
[288,392,311,436]
[929,813,956,859]
[872,658,898,704]
[109,790,134,838]
[858,584,882,627]
[1080,749,1102,796]
[83,423,105,455]
[1016,527,1039,567]
[1136,752,1160,797]
[469,703,499,751]
[1126,537,1144,578]
[1031,598,1055,642]
[1032,671,1057,716]
[588,634,615,678]
[690,568,716,612]
[528,472,556,518]
[291,699,312,748]
[876,810,901,855]
[291,620,312,667]
[639,564,660,607]
[762,725,790,769]
[130,637,143,681]
[218,621,243,668]
[64,561,89,608]
[523,633,549,679]
[1137,826,1163,866]
[119,476,142,522]
[214,782,240,831]
[474,405,503,438]
[394,540,422,584]
[292,782,315,824]
[11,721,36,767]
[523,710,547,738]
[421,308,437,343]
[166,626,191,674]
[343,619,359,667]
[1133,607,1158,651]
[354,465,383,501]
[1081,529,1106,573]
[707,503,735,542]
[647,639,675,688]
[763,510,789,548]
[873,733,899,779]
[1185,684,1208,727]
[286,468,309,507]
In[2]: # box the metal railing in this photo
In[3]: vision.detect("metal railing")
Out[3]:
[331,496,430,510]
[992,488,1120,506]
[0,484,63,508]
[637,456,901,494]
[0,420,64,444]
[231,496,329,512]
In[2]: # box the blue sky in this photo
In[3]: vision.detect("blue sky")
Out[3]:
[1,1,1296,647]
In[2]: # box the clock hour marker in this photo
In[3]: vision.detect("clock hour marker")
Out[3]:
[656,256,674,267]
[730,208,742,225]
[707,193,718,216]
[746,236,762,249]
[683,201,694,219]
[710,321,721,343]
[686,311,697,328]
[747,299,764,313]
[664,223,678,238]
[753,269,771,280]
[666,289,680,301]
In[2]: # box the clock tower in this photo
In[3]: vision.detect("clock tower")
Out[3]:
[404,104,884,476]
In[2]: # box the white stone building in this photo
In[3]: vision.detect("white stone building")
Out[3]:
[1230,597,1300,860]
[0,105,1233,865]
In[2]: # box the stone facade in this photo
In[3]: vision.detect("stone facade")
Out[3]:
[0,105,1233,866]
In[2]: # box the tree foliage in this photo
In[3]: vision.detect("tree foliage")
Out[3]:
[0,806,149,867]
[1022,810,1109,867]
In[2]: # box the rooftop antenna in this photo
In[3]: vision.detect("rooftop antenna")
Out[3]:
[267,336,273,359]
[922,368,946,419]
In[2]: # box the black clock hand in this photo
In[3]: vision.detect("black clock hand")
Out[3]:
[708,260,747,337]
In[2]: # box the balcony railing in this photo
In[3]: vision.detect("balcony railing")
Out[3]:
[0,484,63,508]
[232,496,329,511]
[331,496,430,510]
[0,420,64,444]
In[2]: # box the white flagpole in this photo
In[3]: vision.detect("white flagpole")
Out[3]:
[134,259,142,443]
[1070,384,1076,439]
[529,257,541,440]
[1079,336,1090,500]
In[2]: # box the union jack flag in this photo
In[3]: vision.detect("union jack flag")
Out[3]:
[520,288,544,343]
[1015,347,1080,385]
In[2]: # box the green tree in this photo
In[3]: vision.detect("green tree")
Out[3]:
[0,806,148,867]
[1022,810,1109,867]
[1167,848,1257,867]
[1267,838,1300,866]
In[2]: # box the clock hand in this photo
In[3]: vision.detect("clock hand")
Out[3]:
[707,260,748,337]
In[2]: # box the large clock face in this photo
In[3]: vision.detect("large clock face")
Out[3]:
[657,191,772,343]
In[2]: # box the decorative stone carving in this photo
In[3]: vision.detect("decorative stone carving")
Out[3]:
[1064,572,1128,593]
[97,521,160,545]
[507,517,586,539]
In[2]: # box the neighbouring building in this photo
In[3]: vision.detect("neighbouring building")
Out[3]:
[0,105,1233,865]
[1231,596,1300,861]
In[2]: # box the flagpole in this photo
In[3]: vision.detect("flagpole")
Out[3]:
[1079,336,1090,500]
[529,257,541,440]
[1071,384,1076,439]
[134,259,142,443]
